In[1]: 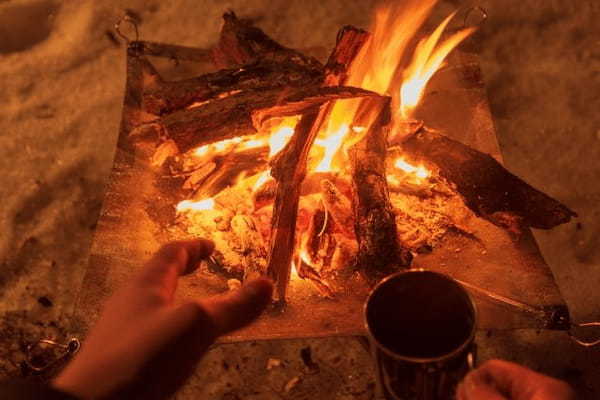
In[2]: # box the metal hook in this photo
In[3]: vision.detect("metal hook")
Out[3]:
[463,6,488,29]
[568,321,600,347]
[26,337,81,373]
[115,15,140,44]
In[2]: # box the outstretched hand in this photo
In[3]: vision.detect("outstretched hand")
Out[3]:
[457,359,576,400]
[52,240,273,399]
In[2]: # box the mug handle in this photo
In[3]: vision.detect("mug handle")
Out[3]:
[569,322,600,347]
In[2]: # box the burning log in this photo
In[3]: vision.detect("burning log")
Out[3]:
[323,26,370,86]
[303,209,335,267]
[401,129,577,231]
[211,11,323,71]
[296,259,335,299]
[264,26,372,301]
[182,161,217,191]
[266,109,325,302]
[143,60,323,115]
[252,172,350,211]
[192,146,268,198]
[320,180,355,238]
[349,96,412,283]
[160,85,380,154]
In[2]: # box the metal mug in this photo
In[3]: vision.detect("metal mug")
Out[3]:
[364,269,477,400]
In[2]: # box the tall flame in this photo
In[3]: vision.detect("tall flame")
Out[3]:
[399,12,476,118]
[310,0,475,169]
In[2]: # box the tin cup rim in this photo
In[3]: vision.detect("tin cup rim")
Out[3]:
[363,269,477,363]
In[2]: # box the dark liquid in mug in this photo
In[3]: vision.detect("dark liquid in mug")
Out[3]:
[367,271,474,359]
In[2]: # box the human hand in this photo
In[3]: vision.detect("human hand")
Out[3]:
[52,239,273,399]
[457,359,576,400]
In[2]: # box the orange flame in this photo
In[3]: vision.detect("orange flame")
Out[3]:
[399,12,476,118]
[314,123,349,172]
[252,170,272,192]
[268,125,294,157]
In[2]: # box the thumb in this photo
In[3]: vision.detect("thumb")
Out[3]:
[201,277,273,336]
[456,370,508,400]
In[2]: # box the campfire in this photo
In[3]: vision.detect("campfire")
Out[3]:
[128,0,575,306]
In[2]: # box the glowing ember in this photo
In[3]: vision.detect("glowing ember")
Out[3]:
[394,157,430,180]
[176,198,215,212]
[399,12,476,118]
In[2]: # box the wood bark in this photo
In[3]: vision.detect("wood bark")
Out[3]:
[349,96,412,283]
[320,179,355,238]
[192,146,268,199]
[401,129,577,230]
[323,26,369,86]
[143,60,323,115]
[161,85,379,154]
[264,23,371,301]
[211,11,323,72]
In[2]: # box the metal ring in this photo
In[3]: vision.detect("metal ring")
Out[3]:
[568,321,600,347]
[25,337,81,372]
[115,15,140,43]
[463,6,488,28]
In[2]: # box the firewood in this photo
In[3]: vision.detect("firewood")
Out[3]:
[320,180,355,238]
[193,147,268,199]
[296,259,335,299]
[151,139,179,167]
[161,85,379,154]
[230,214,268,281]
[211,11,323,71]
[266,110,325,302]
[349,96,412,283]
[401,129,577,230]
[302,208,336,270]
[323,26,370,86]
[330,234,358,273]
[264,24,371,301]
[252,172,350,210]
[182,162,217,191]
[143,60,323,115]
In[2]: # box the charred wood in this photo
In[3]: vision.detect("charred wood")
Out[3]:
[143,60,323,115]
[161,85,379,154]
[324,26,369,86]
[401,129,577,230]
[193,146,268,199]
[320,180,355,238]
[211,11,323,72]
[266,110,325,302]
[349,96,412,283]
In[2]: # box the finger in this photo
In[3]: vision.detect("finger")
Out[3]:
[457,369,508,400]
[137,239,214,300]
[201,278,273,335]
[473,359,575,400]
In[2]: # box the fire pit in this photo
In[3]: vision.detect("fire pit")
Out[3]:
[75,1,575,342]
